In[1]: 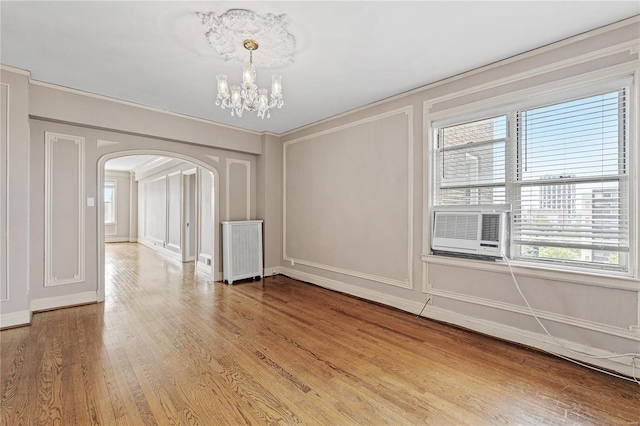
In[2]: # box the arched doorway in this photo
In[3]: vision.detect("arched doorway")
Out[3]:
[97,150,220,302]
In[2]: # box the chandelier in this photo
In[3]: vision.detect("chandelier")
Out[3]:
[197,9,295,120]
[215,39,283,119]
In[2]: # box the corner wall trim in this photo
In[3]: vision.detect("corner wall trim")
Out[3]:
[0,310,31,328]
[30,291,97,312]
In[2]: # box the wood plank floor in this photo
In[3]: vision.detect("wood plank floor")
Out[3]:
[2,243,638,425]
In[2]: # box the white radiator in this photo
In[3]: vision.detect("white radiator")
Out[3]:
[222,220,263,284]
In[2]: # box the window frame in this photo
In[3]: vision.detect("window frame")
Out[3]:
[104,179,117,226]
[426,73,637,278]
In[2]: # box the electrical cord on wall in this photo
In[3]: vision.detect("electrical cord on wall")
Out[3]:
[416,296,432,319]
[501,252,640,386]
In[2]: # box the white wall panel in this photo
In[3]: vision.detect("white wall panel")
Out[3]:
[44,132,85,286]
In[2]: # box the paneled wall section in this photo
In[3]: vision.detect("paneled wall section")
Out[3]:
[44,132,85,286]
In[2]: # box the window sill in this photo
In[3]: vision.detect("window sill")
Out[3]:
[421,253,639,291]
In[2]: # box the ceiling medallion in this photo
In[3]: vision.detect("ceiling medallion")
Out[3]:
[197,9,295,67]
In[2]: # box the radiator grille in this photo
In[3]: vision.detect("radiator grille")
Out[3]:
[222,221,263,284]
[434,213,479,240]
[231,225,261,275]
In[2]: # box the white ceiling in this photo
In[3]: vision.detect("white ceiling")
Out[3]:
[1,2,638,135]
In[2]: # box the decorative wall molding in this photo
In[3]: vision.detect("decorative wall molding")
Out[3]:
[425,287,640,341]
[225,158,251,221]
[0,82,9,302]
[0,310,31,329]
[44,132,85,286]
[423,41,639,117]
[97,139,120,148]
[422,254,640,292]
[206,155,220,163]
[26,77,263,137]
[279,267,422,314]
[422,304,636,377]
[283,106,414,289]
[424,61,638,125]
[30,291,96,312]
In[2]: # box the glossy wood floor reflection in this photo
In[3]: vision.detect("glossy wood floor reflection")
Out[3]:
[2,243,639,425]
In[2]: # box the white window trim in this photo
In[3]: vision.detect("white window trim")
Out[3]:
[423,62,639,283]
[104,179,117,226]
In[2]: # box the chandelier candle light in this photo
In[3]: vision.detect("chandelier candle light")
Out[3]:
[215,39,283,119]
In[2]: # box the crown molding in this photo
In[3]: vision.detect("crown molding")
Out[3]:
[0,64,31,76]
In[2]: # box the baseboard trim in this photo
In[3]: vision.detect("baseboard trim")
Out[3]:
[279,267,637,378]
[263,267,280,277]
[105,237,130,243]
[279,267,423,314]
[30,291,97,312]
[0,310,31,329]
[196,261,212,277]
[138,238,183,262]
[422,305,637,378]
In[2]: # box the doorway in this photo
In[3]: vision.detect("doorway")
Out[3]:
[97,150,220,303]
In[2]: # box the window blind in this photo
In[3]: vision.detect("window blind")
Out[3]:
[433,86,630,272]
[513,90,628,269]
[435,116,507,206]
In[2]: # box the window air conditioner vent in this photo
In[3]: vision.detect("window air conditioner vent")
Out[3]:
[431,207,510,258]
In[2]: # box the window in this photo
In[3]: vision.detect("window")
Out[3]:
[104,180,116,224]
[433,87,631,273]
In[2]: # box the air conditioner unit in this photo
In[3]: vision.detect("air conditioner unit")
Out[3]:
[431,206,510,258]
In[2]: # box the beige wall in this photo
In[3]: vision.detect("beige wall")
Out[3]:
[279,19,640,376]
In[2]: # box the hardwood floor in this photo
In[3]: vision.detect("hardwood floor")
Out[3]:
[2,243,638,425]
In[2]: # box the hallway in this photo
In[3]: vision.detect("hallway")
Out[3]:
[1,243,639,424]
